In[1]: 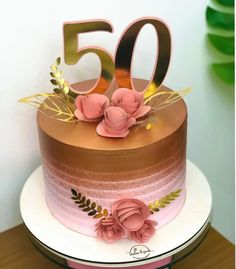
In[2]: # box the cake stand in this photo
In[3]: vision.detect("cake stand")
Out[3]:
[20,160,212,269]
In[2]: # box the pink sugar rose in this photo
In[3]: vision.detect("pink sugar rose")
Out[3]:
[128,220,157,243]
[96,106,136,138]
[96,217,125,243]
[111,198,150,231]
[112,88,151,118]
[74,94,109,122]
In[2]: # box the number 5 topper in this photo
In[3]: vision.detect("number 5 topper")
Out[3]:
[63,17,171,98]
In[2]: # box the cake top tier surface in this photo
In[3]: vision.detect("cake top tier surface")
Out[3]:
[38,78,187,152]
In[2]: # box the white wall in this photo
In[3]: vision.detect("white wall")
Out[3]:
[0,0,234,243]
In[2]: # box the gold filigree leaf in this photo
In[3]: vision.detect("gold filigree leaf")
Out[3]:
[149,189,182,213]
[144,88,191,113]
[144,83,158,99]
[19,93,76,122]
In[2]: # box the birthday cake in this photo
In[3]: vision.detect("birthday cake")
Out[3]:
[20,18,190,244]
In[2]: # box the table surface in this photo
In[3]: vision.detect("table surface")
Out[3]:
[0,225,234,269]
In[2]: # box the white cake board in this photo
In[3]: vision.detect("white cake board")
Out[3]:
[20,160,212,268]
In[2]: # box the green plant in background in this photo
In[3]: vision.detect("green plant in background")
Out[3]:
[206,0,234,84]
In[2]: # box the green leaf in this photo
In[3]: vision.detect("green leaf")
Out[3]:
[71,189,77,196]
[83,207,91,212]
[91,202,96,209]
[215,0,234,7]
[50,72,56,78]
[206,7,234,30]
[208,34,234,55]
[50,79,58,85]
[56,57,61,66]
[53,88,62,94]
[88,210,97,216]
[212,62,234,84]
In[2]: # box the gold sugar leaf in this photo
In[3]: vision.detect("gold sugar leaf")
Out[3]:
[51,65,58,72]
[149,189,182,214]
[144,88,191,113]
[94,213,104,219]
[103,209,108,217]
[97,205,102,213]
[62,85,69,95]
[70,188,109,219]
[58,78,65,86]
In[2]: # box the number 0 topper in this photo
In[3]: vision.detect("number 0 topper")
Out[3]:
[63,18,171,97]
[115,17,171,97]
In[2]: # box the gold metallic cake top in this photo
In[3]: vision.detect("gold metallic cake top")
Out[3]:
[37,79,187,152]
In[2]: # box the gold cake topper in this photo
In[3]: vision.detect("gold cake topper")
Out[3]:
[19,18,191,136]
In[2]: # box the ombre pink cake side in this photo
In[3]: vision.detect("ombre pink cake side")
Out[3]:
[42,152,186,236]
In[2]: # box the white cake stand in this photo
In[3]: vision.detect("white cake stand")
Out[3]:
[20,160,212,269]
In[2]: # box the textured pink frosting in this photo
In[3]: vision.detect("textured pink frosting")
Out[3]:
[43,151,186,237]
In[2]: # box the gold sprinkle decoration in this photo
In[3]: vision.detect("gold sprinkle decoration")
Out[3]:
[146,123,152,130]
[148,189,182,214]
[71,189,109,219]
[18,93,76,122]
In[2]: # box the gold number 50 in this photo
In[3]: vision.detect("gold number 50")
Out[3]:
[63,18,171,96]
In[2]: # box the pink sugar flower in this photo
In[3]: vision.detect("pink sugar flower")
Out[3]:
[74,94,109,122]
[112,88,151,118]
[128,220,157,243]
[111,198,150,231]
[96,217,125,243]
[96,106,136,138]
